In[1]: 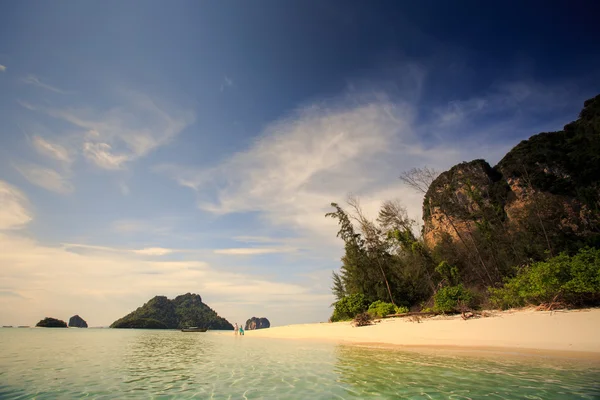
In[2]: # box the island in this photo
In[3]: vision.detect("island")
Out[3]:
[245,317,270,330]
[36,317,68,328]
[110,293,234,330]
[68,315,88,328]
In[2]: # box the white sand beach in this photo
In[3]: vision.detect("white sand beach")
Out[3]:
[244,308,600,355]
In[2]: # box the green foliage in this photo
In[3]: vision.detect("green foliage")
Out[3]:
[36,317,67,328]
[331,293,368,322]
[394,305,409,314]
[433,284,476,313]
[367,301,396,317]
[111,318,168,329]
[489,248,600,309]
[435,261,459,285]
[110,293,234,329]
[326,94,600,314]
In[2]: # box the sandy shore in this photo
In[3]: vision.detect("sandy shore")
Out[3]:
[244,308,600,356]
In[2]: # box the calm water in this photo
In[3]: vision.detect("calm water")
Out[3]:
[0,329,599,399]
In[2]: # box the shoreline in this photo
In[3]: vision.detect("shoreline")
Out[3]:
[241,308,600,360]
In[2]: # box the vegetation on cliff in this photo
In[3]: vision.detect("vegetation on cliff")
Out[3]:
[329,95,600,320]
[110,293,234,330]
[36,317,68,328]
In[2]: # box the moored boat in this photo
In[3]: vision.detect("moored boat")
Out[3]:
[181,327,208,332]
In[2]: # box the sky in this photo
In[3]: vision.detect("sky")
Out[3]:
[1,1,599,327]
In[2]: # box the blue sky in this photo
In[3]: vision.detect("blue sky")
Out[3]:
[1,1,599,327]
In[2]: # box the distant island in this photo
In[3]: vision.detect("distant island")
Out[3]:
[245,317,270,330]
[68,315,88,328]
[36,317,68,328]
[110,293,234,330]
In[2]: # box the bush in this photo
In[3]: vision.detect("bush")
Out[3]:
[489,248,600,309]
[352,312,373,327]
[433,284,475,313]
[368,301,396,317]
[395,305,409,314]
[331,293,368,322]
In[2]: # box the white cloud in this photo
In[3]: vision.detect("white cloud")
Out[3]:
[31,135,73,164]
[0,181,32,230]
[22,75,68,94]
[22,91,195,170]
[160,94,463,251]
[132,247,173,256]
[213,247,296,255]
[0,231,330,326]
[82,142,129,170]
[14,164,74,194]
[0,64,6,72]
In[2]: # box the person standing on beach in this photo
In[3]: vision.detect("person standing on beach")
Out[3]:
[234,322,238,335]
[239,325,244,336]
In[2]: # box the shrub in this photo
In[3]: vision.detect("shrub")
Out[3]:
[394,305,409,314]
[352,312,373,327]
[433,284,475,313]
[489,248,600,309]
[331,293,369,322]
[368,301,396,317]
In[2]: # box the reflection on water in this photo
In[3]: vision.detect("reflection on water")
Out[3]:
[0,329,599,399]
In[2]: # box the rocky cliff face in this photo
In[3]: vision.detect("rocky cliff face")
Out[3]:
[68,315,88,328]
[245,317,270,330]
[423,95,600,250]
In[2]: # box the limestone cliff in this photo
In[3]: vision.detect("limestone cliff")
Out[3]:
[423,95,600,251]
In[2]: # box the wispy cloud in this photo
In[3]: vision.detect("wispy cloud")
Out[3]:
[220,75,234,92]
[0,229,329,326]
[29,91,196,170]
[213,247,296,255]
[31,135,73,164]
[0,65,6,72]
[14,164,74,194]
[22,75,68,94]
[160,78,586,257]
[0,180,32,230]
[132,247,173,256]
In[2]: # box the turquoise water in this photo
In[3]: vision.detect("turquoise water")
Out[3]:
[0,329,599,399]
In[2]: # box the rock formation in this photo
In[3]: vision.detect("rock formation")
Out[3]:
[36,317,68,328]
[68,315,88,328]
[423,94,600,252]
[245,317,270,330]
[110,293,234,330]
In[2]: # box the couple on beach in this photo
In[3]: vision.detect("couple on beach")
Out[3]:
[234,323,244,336]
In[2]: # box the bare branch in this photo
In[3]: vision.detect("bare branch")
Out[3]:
[400,166,440,194]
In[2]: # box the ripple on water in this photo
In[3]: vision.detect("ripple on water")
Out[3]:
[0,329,599,399]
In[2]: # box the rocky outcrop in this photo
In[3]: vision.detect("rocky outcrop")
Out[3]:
[36,317,67,328]
[422,95,600,250]
[68,315,88,328]
[110,293,234,330]
[245,317,270,330]
[423,159,508,245]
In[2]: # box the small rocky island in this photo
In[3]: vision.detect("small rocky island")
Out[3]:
[245,317,270,330]
[36,317,68,328]
[68,315,88,328]
[110,293,234,330]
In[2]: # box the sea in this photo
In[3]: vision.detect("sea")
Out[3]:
[0,328,599,399]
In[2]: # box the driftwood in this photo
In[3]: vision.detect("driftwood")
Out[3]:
[383,311,440,318]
